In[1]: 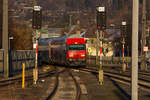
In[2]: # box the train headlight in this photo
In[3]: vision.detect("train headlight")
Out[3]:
[69,53,74,57]
[81,54,85,57]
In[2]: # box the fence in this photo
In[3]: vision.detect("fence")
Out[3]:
[0,50,4,74]
[9,50,35,75]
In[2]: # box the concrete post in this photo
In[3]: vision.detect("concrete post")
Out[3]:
[2,0,9,78]
[141,0,147,70]
[131,0,139,100]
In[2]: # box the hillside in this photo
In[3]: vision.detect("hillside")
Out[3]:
[0,0,148,50]
[38,0,97,10]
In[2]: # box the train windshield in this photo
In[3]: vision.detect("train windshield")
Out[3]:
[67,45,85,50]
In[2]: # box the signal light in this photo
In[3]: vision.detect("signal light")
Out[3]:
[121,33,124,37]
[32,6,42,29]
[96,7,106,31]
[33,25,36,28]
[121,21,127,38]
[97,25,101,30]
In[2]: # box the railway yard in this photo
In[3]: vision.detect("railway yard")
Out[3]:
[0,63,150,100]
[0,26,149,100]
[1,0,150,100]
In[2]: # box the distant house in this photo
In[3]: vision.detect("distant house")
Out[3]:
[83,27,120,57]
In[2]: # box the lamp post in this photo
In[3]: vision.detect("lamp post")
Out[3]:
[9,37,13,50]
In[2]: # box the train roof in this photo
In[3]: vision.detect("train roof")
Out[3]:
[68,34,81,38]
[38,34,84,45]
[50,34,83,41]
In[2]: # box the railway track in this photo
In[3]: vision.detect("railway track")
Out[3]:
[0,65,56,87]
[78,67,150,93]
[0,65,81,100]
[44,69,59,100]
[45,68,81,100]
[102,66,150,83]
[105,65,150,75]
[105,67,150,83]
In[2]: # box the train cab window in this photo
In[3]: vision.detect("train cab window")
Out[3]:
[67,45,86,50]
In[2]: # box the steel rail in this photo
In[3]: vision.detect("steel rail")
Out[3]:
[102,66,150,82]
[68,70,81,100]
[45,67,81,100]
[45,71,59,100]
[44,68,66,100]
[0,67,56,86]
[78,67,150,93]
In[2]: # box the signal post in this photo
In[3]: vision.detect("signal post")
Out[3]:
[98,31,104,85]
[96,6,106,85]
[32,6,42,85]
[121,21,127,72]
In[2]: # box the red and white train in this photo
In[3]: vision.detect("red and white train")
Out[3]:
[38,34,86,66]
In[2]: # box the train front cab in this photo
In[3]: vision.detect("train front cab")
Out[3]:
[66,38,86,66]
